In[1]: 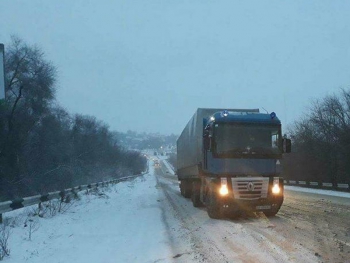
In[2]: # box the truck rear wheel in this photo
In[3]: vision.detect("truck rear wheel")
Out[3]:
[184,182,192,198]
[180,183,185,196]
[207,189,222,219]
[180,181,192,198]
[191,181,203,207]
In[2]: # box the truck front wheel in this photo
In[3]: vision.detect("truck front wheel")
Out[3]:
[206,189,222,219]
[263,199,283,217]
[263,210,278,217]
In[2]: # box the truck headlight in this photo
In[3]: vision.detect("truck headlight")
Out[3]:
[272,184,280,194]
[272,177,281,194]
[219,178,229,196]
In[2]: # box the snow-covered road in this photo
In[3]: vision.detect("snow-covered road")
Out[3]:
[3,160,350,263]
[155,165,316,263]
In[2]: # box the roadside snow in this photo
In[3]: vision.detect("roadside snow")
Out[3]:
[3,165,172,263]
[285,185,350,199]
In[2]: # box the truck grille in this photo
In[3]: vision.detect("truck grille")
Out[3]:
[231,177,269,200]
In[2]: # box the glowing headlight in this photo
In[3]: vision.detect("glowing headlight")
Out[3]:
[272,177,281,194]
[272,184,280,194]
[219,185,229,196]
[219,178,229,196]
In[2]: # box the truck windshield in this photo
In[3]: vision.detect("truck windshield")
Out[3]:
[214,123,282,156]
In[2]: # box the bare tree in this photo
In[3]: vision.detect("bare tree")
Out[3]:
[287,89,350,184]
[0,37,147,201]
[0,36,57,196]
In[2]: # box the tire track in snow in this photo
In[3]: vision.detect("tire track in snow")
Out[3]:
[154,166,327,263]
[155,168,261,263]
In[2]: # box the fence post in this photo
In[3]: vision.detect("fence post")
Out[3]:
[0,213,2,224]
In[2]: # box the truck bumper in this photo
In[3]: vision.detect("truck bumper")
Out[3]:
[220,195,283,214]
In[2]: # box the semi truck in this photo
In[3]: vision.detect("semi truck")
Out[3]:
[176,108,291,219]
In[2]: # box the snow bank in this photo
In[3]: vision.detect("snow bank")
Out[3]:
[3,165,172,263]
[285,185,350,199]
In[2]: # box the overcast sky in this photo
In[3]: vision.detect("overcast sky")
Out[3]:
[1,0,350,135]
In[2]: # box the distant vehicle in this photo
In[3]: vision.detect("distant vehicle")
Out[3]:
[154,160,160,167]
[177,108,291,219]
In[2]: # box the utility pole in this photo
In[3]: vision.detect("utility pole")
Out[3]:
[0,44,5,100]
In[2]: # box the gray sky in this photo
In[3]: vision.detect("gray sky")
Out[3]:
[1,0,350,135]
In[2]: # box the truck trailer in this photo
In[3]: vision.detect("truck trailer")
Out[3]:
[177,108,291,219]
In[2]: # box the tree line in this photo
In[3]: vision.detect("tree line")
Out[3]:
[0,37,147,201]
[283,89,350,185]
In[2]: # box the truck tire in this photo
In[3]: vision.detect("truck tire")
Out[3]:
[264,199,283,217]
[263,210,278,217]
[181,181,192,198]
[184,185,192,198]
[191,181,203,207]
[180,183,185,196]
[207,189,221,219]
[184,182,192,198]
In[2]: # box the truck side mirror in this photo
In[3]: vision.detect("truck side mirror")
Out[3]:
[283,139,292,153]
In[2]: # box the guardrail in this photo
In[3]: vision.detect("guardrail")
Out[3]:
[0,175,139,224]
[160,159,175,175]
[284,180,350,191]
